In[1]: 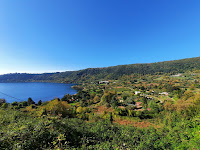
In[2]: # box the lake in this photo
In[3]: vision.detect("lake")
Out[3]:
[0,82,77,103]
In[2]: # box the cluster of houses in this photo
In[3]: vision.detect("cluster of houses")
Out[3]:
[99,81,109,84]
[134,91,154,99]
[135,90,168,97]
[98,80,169,111]
[119,90,169,110]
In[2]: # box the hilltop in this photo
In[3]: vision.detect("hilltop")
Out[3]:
[0,56,200,83]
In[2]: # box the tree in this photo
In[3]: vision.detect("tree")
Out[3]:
[93,95,100,103]
[141,86,145,91]
[0,99,6,105]
[38,100,42,105]
[21,101,28,107]
[123,95,128,100]
[27,97,35,106]
[42,108,47,115]
[149,101,160,114]
[62,94,71,101]
[11,101,18,106]
[80,98,87,107]
[108,112,113,124]
[1,103,8,108]
[126,96,136,105]
[100,91,117,106]
[141,97,148,108]
[43,99,72,117]
[90,92,96,99]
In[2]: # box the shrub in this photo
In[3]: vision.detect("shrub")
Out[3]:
[41,99,72,117]
[1,103,8,108]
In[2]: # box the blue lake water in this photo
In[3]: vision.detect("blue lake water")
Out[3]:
[0,83,77,103]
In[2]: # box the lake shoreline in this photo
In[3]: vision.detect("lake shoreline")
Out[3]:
[0,82,78,103]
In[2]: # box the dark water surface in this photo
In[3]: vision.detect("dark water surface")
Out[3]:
[0,82,77,103]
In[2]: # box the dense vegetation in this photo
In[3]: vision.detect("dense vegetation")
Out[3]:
[0,57,200,83]
[0,107,199,149]
[0,57,200,149]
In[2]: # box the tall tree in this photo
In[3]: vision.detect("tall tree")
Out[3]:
[38,100,42,105]
[27,97,35,106]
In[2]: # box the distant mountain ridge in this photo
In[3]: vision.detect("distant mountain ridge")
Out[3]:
[0,57,200,83]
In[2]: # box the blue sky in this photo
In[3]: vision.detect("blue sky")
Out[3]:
[0,0,200,74]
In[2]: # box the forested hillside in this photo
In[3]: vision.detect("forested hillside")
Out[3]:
[0,57,200,83]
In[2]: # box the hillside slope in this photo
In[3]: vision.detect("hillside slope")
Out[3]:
[0,57,200,83]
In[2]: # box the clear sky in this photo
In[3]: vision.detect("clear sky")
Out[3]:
[0,0,200,74]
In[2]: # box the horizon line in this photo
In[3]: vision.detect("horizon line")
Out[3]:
[1,56,199,75]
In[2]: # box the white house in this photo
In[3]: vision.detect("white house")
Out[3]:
[135,91,141,95]
[159,92,169,96]
[99,81,109,84]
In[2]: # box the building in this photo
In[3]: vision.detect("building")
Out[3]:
[159,92,169,96]
[170,73,182,77]
[99,81,109,84]
[135,91,141,95]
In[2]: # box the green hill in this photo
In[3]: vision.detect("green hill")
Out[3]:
[0,57,200,83]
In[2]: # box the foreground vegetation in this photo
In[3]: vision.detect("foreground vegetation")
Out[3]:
[0,106,199,149]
